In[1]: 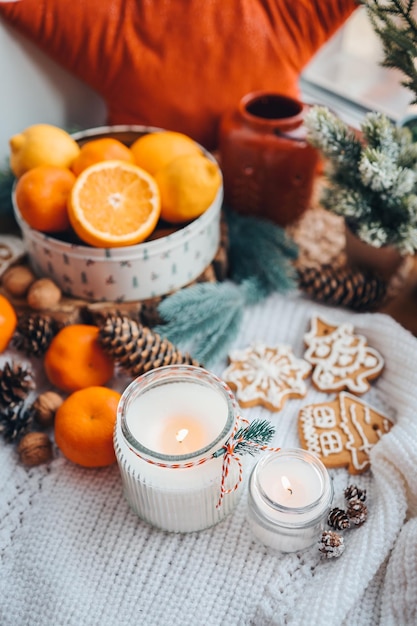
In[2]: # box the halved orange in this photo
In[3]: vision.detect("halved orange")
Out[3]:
[67,160,161,247]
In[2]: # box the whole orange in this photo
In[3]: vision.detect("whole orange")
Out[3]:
[54,385,121,467]
[0,294,17,353]
[71,137,135,176]
[130,131,201,176]
[44,324,114,392]
[15,164,75,233]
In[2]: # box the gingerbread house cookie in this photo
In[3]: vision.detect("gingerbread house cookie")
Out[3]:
[298,392,393,474]
[304,317,384,395]
[222,343,311,411]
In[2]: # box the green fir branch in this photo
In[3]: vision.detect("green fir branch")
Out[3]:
[233,419,276,456]
[213,419,276,458]
[360,0,417,102]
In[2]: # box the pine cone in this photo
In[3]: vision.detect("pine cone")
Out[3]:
[318,530,345,559]
[13,312,61,357]
[0,403,35,443]
[297,264,387,312]
[344,484,367,503]
[0,362,35,410]
[98,314,200,377]
[347,499,368,526]
[327,507,350,531]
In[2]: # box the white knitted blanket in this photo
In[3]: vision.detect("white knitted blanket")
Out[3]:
[1,292,417,626]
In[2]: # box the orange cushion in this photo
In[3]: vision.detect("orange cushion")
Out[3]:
[0,0,356,150]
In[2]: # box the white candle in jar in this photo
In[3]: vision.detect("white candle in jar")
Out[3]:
[247,449,333,552]
[125,378,228,455]
[114,365,242,533]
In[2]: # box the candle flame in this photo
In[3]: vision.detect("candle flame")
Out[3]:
[176,428,189,444]
[281,475,293,495]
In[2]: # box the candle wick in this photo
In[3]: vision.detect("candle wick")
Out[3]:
[287,487,293,495]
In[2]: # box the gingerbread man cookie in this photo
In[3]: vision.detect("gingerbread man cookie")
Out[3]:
[222,343,311,411]
[304,317,384,395]
[298,392,393,474]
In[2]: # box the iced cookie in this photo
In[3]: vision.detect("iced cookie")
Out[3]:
[222,343,311,411]
[298,392,393,474]
[304,317,384,395]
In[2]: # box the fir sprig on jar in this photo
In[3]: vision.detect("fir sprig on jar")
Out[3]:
[304,106,417,256]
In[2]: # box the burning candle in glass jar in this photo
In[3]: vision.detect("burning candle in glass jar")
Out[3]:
[247,449,333,552]
[114,365,243,533]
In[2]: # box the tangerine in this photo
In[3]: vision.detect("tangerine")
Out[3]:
[15,165,75,233]
[67,160,161,247]
[71,137,135,176]
[54,385,121,467]
[44,324,114,392]
[0,294,17,353]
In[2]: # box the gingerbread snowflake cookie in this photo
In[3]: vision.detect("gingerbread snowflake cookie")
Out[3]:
[298,392,393,474]
[222,343,311,411]
[304,317,384,394]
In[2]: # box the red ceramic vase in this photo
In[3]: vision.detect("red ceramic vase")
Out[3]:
[218,92,320,226]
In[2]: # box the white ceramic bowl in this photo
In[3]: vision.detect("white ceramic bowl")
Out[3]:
[12,125,223,302]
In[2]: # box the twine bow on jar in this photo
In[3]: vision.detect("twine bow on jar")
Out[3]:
[214,417,280,508]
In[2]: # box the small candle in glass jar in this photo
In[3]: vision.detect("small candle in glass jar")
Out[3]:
[114,365,242,533]
[247,448,333,552]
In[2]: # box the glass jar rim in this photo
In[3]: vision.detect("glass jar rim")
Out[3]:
[117,365,238,463]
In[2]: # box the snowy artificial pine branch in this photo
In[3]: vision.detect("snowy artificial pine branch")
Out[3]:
[304,105,417,253]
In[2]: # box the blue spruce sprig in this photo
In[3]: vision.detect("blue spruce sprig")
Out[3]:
[226,207,298,291]
[155,209,299,364]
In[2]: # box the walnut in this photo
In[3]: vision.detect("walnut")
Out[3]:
[33,391,63,428]
[27,278,62,310]
[2,264,36,297]
[17,431,53,467]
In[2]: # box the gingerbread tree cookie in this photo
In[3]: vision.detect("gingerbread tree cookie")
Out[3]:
[222,343,311,411]
[298,392,393,474]
[304,317,384,394]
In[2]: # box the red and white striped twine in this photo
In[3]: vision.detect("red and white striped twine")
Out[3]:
[216,418,280,508]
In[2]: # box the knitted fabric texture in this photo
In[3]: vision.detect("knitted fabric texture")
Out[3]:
[1,292,416,625]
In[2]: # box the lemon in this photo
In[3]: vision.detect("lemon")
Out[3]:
[155,153,222,224]
[130,130,202,176]
[9,124,81,178]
